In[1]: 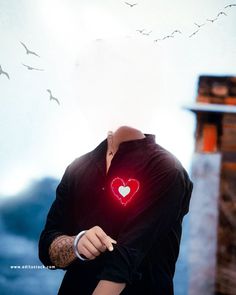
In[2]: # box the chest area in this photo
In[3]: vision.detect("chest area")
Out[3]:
[70,154,149,235]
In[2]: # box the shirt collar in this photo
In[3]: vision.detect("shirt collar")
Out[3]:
[93,134,156,155]
[117,134,156,151]
[91,134,156,175]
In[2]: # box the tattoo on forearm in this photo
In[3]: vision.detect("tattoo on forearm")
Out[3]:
[49,235,77,268]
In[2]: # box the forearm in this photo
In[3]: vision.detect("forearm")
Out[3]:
[49,235,77,268]
[92,280,126,295]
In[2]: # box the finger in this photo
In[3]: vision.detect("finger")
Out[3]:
[95,229,113,250]
[94,227,116,251]
[100,235,115,251]
[82,236,101,256]
[85,234,107,252]
[94,226,108,238]
[80,246,96,260]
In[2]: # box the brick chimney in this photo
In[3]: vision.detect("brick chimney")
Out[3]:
[186,75,236,295]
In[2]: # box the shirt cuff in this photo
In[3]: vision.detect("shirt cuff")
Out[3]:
[97,245,142,285]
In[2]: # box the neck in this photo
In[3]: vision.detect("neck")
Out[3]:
[106,126,145,173]
[107,125,144,155]
[112,126,145,150]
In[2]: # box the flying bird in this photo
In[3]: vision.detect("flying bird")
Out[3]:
[124,2,137,7]
[194,22,205,28]
[136,29,145,34]
[20,42,40,57]
[171,30,182,35]
[162,35,174,40]
[207,18,218,23]
[47,89,60,105]
[142,30,152,36]
[224,4,236,9]
[217,11,227,17]
[22,63,44,71]
[0,65,10,79]
[189,29,199,38]
[154,38,162,42]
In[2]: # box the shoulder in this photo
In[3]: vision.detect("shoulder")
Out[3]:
[64,151,93,178]
[145,143,192,188]
[61,138,106,180]
[147,143,182,174]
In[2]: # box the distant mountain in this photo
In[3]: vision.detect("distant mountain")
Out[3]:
[0,177,59,240]
[0,177,64,295]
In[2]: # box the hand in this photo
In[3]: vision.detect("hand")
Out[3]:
[77,226,117,260]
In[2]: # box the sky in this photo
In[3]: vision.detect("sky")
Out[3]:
[0,0,236,196]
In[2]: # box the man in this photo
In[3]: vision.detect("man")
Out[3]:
[38,126,193,294]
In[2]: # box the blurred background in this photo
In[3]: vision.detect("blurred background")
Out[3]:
[0,0,236,294]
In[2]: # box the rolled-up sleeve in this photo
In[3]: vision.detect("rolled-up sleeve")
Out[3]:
[97,167,192,284]
[38,165,71,268]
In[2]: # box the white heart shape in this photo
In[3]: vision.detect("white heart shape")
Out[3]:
[118,186,130,197]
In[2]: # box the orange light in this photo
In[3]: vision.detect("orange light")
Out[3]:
[202,124,217,153]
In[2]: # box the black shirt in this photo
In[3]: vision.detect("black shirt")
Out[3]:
[38,134,193,295]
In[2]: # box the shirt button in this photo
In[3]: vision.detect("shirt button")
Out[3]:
[102,187,105,191]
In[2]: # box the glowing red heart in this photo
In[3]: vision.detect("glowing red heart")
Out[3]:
[111,177,140,206]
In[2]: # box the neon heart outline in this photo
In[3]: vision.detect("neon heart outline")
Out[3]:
[111,177,140,206]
